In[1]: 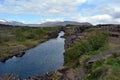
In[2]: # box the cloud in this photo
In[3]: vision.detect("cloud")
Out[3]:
[111,6,120,18]
[0,0,120,24]
[70,14,120,25]
[0,0,87,15]
[72,3,120,24]
[38,18,64,23]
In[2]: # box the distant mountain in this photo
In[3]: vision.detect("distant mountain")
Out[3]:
[38,21,92,27]
[0,20,25,26]
[0,20,92,27]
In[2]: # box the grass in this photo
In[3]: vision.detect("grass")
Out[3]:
[0,27,59,60]
[64,27,120,80]
[75,65,82,72]
[0,50,12,57]
[83,52,120,80]
[64,31,109,66]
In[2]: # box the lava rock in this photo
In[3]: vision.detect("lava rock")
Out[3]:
[0,74,19,80]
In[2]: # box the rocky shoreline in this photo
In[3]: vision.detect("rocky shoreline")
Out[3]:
[0,74,19,80]
[0,26,87,80]
[25,26,87,80]
[0,67,79,80]
[1,44,119,80]
[0,26,84,80]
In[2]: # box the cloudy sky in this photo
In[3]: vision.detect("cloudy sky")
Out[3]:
[0,0,120,24]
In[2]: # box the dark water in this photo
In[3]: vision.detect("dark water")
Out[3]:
[0,31,65,79]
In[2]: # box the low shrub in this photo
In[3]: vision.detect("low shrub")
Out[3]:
[64,31,109,66]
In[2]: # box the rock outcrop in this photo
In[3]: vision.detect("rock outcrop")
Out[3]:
[0,74,19,80]
[58,68,79,80]
[64,26,87,49]
[25,67,79,80]
[25,71,55,80]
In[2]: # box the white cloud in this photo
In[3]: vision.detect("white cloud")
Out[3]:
[39,18,64,23]
[0,19,6,22]
[0,0,120,24]
[72,4,120,24]
[0,0,87,15]
[70,14,120,25]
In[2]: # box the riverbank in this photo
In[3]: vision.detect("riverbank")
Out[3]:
[0,27,59,62]
[0,30,65,80]
[62,26,120,79]
[0,25,119,80]
[26,26,120,80]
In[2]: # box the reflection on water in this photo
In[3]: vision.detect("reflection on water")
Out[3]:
[0,31,65,79]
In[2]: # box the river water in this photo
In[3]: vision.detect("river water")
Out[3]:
[0,31,65,79]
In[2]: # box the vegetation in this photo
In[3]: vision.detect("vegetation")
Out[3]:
[14,27,59,41]
[64,26,120,80]
[0,25,119,79]
[0,27,59,60]
[84,51,120,80]
[64,31,109,66]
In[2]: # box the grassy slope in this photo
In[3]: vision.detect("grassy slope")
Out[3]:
[83,51,120,80]
[64,29,109,66]
[64,27,120,79]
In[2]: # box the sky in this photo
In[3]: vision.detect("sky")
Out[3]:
[0,0,120,24]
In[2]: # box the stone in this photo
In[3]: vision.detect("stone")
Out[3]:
[0,74,19,80]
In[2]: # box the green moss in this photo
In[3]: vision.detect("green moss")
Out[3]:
[83,52,120,80]
[0,50,12,56]
[64,31,109,66]
[84,66,108,80]
[75,65,82,72]
[87,31,109,50]
[64,27,119,80]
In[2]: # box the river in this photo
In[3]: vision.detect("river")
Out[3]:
[0,31,65,79]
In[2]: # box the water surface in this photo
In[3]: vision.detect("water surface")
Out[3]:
[0,31,65,79]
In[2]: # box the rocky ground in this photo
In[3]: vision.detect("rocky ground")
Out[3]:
[0,74,19,80]
[78,45,120,79]
[65,33,84,49]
